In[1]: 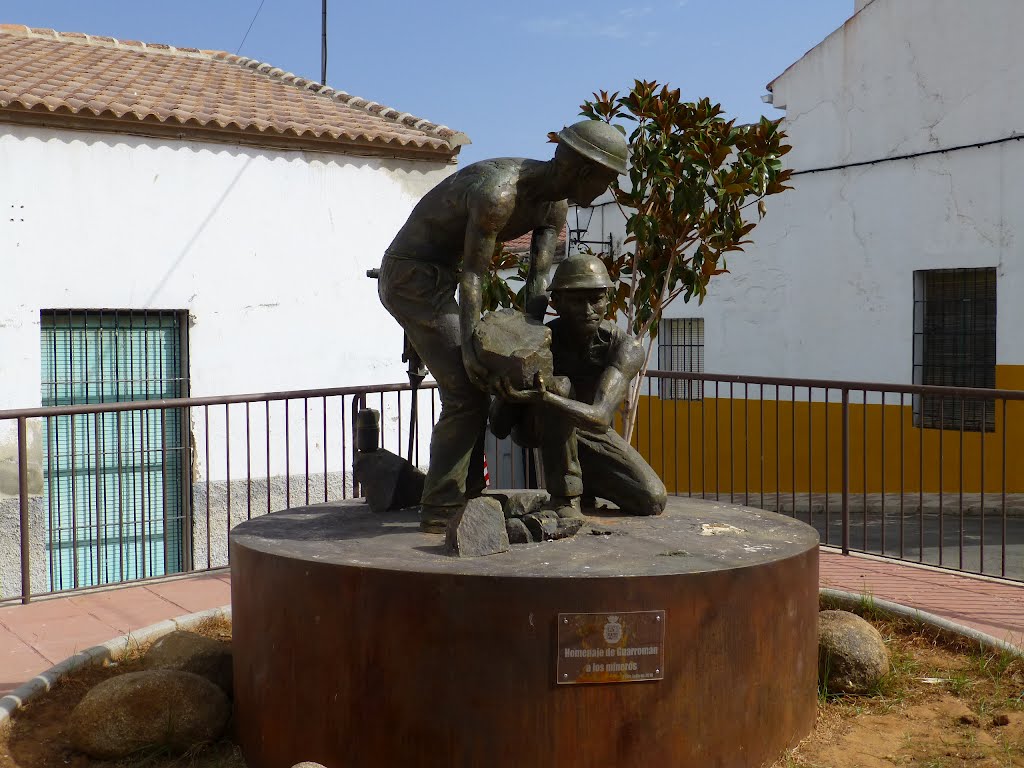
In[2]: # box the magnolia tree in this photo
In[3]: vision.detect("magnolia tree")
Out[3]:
[486,80,793,440]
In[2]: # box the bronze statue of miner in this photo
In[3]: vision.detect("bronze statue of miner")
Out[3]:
[378,120,628,532]
[491,254,668,519]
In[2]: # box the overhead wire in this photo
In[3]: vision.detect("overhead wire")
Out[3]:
[235,0,268,55]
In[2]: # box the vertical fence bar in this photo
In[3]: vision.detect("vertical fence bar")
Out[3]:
[323,396,329,503]
[304,397,311,506]
[94,411,103,584]
[18,417,31,603]
[285,399,291,508]
[959,398,965,571]
[824,389,830,545]
[266,400,272,514]
[807,386,813,525]
[938,398,944,566]
[1001,399,1007,578]
[880,392,886,556]
[919,391,925,563]
[862,389,867,552]
[70,415,79,588]
[899,393,905,560]
[341,396,348,500]
[225,404,231,543]
[205,405,211,569]
[759,383,764,510]
[743,382,749,506]
[979,396,986,574]
[245,403,252,521]
[728,382,734,504]
[841,388,850,556]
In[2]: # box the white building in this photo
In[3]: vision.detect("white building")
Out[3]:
[570,0,1024,498]
[0,25,465,596]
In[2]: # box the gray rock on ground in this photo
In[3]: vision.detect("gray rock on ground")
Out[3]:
[505,517,533,544]
[818,609,891,695]
[445,497,510,557]
[472,309,553,390]
[68,669,231,759]
[522,512,584,541]
[484,489,550,519]
[354,448,426,513]
[143,629,233,696]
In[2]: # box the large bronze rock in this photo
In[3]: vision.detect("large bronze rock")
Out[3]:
[472,309,553,390]
[68,669,230,759]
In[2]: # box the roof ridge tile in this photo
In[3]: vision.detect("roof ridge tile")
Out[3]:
[213,51,469,148]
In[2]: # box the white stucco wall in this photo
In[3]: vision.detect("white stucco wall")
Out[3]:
[0,125,453,407]
[0,124,454,594]
[573,0,1024,385]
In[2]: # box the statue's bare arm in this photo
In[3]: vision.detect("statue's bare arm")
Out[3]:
[460,187,515,390]
[524,201,569,321]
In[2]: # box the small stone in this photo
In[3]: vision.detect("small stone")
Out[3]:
[292,763,327,768]
[991,714,1010,727]
[504,490,550,518]
[523,512,558,541]
[484,489,550,518]
[818,610,890,695]
[555,517,585,538]
[445,497,510,557]
[505,518,533,544]
[472,309,553,390]
[958,714,980,727]
[143,630,233,696]
[353,448,425,513]
[68,670,230,759]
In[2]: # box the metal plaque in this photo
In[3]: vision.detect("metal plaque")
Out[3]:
[556,610,665,685]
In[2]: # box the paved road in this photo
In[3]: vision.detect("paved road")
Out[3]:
[802,510,1024,582]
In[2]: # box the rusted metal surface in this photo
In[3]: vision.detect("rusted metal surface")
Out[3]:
[230,498,819,768]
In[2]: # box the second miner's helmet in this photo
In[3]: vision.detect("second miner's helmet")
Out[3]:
[549,253,615,292]
[556,120,629,176]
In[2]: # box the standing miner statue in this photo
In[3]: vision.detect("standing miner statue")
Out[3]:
[378,119,628,532]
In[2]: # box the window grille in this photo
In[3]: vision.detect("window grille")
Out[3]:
[912,268,996,431]
[40,309,189,590]
[657,318,704,400]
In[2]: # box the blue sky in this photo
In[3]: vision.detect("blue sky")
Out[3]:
[3,1,852,164]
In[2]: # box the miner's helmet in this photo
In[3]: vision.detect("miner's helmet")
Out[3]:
[556,120,629,176]
[549,253,615,292]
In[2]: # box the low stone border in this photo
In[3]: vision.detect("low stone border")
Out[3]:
[0,604,231,738]
[821,588,1022,657]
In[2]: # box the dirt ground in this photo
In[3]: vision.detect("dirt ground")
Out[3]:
[0,616,243,768]
[773,604,1024,768]
[1,609,1021,768]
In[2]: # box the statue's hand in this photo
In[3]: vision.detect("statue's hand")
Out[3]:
[495,373,547,404]
[462,342,491,392]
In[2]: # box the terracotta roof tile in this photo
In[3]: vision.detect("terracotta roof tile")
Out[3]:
[0,25,468,157]
[504,226,568,255]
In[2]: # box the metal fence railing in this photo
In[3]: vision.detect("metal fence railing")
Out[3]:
[2,371,1021,604]
[637,371,1024,583]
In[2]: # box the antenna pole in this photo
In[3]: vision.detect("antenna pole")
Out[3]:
[321,0,328,83]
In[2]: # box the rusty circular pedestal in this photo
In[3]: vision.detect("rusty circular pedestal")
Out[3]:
[230,497,819,768]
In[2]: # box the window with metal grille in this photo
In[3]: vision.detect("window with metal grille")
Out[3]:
[40,310,190,591]
[657,318,704,400]
[912,268,996,431]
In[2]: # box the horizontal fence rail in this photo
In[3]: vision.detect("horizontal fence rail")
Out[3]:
[639,370,1024,583]
[0,382,446,604]
[2,371,1022,603]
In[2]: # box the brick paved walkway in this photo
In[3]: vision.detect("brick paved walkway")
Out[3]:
[1,551,1021,698]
